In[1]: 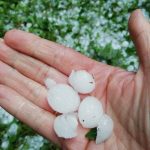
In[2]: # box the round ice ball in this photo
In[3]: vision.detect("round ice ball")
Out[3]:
[68,70,95,94]
[54,113,78,138]
[96,114,114,144]
[44,78,56,89]
[47,84,80,113]
[78,96,103,128]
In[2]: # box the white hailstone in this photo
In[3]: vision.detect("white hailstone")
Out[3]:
[68,70,95,94]
[47,83,80,113]
[78,96,103,128]
[96,114,114,144]
[44,78,56,89]
[54,113,78,138]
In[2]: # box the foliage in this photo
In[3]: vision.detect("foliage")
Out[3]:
[0,0,149,149]
[85,128,97,140]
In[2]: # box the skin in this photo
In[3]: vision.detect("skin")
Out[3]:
[0,9,149,150]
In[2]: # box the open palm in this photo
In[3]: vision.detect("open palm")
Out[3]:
[0,10,149,150]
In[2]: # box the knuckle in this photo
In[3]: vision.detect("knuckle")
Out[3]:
[33,109,47,131]
[14,102,26,118]
[0,84,7,98]
[29,37,41,56]
[35,66,49,81]
[26,81,39,98]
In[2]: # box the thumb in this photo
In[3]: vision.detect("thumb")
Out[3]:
[129,9,150,74]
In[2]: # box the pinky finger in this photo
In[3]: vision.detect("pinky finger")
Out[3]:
[0,84,60,145]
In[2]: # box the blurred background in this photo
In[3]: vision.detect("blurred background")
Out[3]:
[0,0,149,149]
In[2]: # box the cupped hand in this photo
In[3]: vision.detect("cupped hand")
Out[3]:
[0,10,149,150]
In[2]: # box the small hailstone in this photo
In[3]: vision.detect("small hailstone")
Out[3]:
[47,84,80,113]
[78,96,103,128]
[68,70,95,94]
[54,113,78,138]
[44,78,56,89]
[96,114,114,144]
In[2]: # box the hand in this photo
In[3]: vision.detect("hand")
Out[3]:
[0,9,149,150]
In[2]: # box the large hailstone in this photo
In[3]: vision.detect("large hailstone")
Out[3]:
[78,96,103,128]
[45,79,80,113]
[54,113,78,138]
[68,70,95,94]
[96,114,114,144]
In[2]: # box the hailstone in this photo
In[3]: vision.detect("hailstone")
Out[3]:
[96,114,114,144]
[78,96,103,128]
[47,83,80,113]
[68,70,95,94]
[44,78,56,89]
[54,113,78,138]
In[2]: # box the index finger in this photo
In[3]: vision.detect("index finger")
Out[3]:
[4,29,96,75]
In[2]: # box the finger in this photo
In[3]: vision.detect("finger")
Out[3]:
[4,29,96,75]
[0,41,67,85]
[129,9,150,74]
[0,61,53,112]
[0,38,4,42]
[0,84,60,145]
